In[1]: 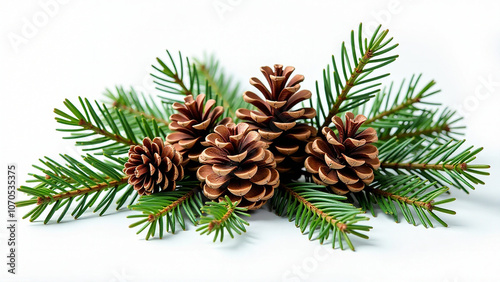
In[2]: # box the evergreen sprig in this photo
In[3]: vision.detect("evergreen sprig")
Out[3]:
[128,184,203,240]
[55,97,165,155]
[16,154,135,223]
[153,50,250,122]
[314,23,398,128]
[104,86,171,130]
[361,75,464,142]
[271,183,371,250]
[378,137,490,193]
[353,173,455,227]
[152,50,201,100]
[196,196,251,242]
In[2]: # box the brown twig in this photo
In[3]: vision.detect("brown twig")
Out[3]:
[207,205,234,231]
[147,189,196,222]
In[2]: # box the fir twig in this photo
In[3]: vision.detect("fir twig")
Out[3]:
[316,23,398,128]
[152,50,201,102]
[128,184,203,240]
[105,87,171,127]
[378,137,490,192]
[55,97,165,155]
[360,75,463,142]
[196,196,250,242]
[353,173,456,227]
[272,183,371,250]
[16,154,136,223]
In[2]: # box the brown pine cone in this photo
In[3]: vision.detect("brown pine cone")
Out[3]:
[236,64,317,177]
[196,123,280,210]
[123,137,184,195]
[166,94,231,172]
[304,113,380,195]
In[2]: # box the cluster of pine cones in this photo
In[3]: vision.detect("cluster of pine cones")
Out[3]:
[124,65,379,210]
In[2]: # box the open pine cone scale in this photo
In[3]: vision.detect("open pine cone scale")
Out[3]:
[305,113,380,195]
[197,123,280,210]
[236,64,317,176]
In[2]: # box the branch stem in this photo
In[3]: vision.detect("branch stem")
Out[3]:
[364,96,421,125]
[281,185,347,231]
[365,186,433,210]
[207,205,234,231]
[321,50,374,128]
[173,72,192,96]
[37,176,130,205]
[78,119,138,146]
[381,162,466,171]
[112,102,169,126]
[379,124,450,141]
[147,189,196,222]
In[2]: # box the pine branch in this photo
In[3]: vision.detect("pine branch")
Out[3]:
[196,196,250,242]
[376,108,463,142]
[378,122,450,141]
[353,173,456,227]
[16,154,136,223]
[55,97,165,155]
[151,50,201,102]
[195,54,248,119]
[315,23,398,129]
[378,138,490,193]
[272,183,371,250]
[363,75,437,125]
[104,86,171,128]
[128,184,203,240]
[361,75,464,142]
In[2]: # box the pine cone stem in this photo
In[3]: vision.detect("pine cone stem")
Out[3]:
[364,186,433,210]
[78,119,139,146]
[37,175,130,205]
[381,162,467,171]
[378,124,451,141]
[148,189,197,222]
[280,185,347,231]
[320,50,375,128]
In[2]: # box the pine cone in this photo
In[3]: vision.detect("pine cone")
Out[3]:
[236,64,317,177]
[196,123,280,210]
[166,94,231,172]
[304,113,380,195]
[124,137,184,195]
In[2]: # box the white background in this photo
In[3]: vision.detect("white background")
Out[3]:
[1,1,500,281]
